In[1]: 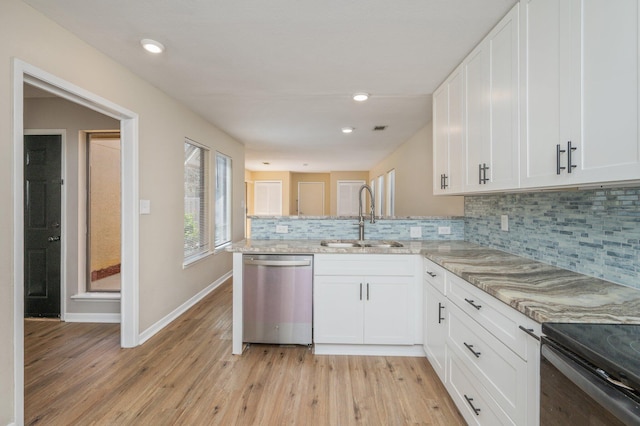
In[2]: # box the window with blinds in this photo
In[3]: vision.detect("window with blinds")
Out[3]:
[215,152,232,247]
[184,140,209,261]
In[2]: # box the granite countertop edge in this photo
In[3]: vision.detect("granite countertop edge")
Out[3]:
[227,239,640,325]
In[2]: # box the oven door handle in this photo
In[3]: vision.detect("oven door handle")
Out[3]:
[542,344,640,425]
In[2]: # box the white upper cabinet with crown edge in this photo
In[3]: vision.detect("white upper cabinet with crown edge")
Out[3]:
[463,4,520,193]
[520,0,640,189]
[433,64,465,195]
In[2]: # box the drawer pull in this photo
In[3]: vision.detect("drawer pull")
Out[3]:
[438,302,445,324]
[426,271,437,278]
[463,342,481,358]
[519,325,540,341]
[464,395,481,415]
[464,298,482,310]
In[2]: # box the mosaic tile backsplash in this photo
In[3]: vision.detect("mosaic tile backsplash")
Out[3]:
[250,217,465,241]
[464,187,640,289]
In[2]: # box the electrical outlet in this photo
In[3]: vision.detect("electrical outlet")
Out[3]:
[501,214,509,231]
[438,226,451,235]
[139,199,151,215]
[275,225,288,234]
[410,226,422,238]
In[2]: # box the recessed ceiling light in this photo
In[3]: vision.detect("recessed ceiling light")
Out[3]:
[141,38,165,54]
[353,93,369,102]
[341,127,354,134]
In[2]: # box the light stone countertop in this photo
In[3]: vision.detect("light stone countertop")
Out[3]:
[227,239,640,325]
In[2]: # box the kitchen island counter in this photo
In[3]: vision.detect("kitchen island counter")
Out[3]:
[228,239,640,325]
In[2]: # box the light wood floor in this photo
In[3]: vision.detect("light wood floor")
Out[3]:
[25,279,465,425]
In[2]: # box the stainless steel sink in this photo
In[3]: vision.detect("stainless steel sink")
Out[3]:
[320,240,363,248]
[363,241,404,248]
[320,240,403,248]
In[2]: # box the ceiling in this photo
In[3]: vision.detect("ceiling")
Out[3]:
[23,0,516,172]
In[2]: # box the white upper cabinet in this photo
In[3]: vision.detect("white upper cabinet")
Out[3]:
[464,4,520,192]
[520,0,640,188]
[433,64,464,195]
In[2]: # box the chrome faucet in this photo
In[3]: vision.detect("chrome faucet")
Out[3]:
[358,184,375,240]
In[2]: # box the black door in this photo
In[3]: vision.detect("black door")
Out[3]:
[24,134,62,317]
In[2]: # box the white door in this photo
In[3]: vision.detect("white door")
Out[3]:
[254,181,282,215]
[298,182,324,216]
[336,180,365,216]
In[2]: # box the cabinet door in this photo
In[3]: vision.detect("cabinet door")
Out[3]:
[433,83,449,196]
[465,5,520,192]
[433,66,464,195]
[522,0,640,188]
[574,0,640,184]
[424,282,447,383]
[520,0,574,188]
[314,276,364,344]
[363,276,413,344]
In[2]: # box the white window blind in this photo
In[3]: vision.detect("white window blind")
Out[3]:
[184,140,209,260]
[337,180,365,216]
[254,181,282,215]
[376,175,384,217]
[215,152,232,247]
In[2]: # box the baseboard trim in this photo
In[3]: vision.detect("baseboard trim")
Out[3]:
[64,313,121,323]
[138,271,232,345]
[313,344,426,357]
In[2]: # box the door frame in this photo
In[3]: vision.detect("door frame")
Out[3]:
[23,129,67,319]
[13,59,140,423]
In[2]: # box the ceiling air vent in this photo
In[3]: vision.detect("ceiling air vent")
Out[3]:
[373,125,387,131]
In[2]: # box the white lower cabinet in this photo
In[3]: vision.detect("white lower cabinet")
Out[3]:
[423,257,541,425]
[314,255,416,346]
[423,261,448,383]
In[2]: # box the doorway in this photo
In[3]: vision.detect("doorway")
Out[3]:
[23,134,62,317]
[13,60,140,424]
[298,182,324,216]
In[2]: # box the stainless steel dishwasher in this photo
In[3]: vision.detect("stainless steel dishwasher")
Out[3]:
[242,254,313,345]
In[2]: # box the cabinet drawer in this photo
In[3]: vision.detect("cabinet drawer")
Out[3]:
[447,273,539,360]
[446,350,514,425]
[314,254,416,276]
[448,303,526,425]
[423,258,446,294]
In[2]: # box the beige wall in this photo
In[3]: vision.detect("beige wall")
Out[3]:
[24,97,122,314]
[1,1,245,422]
[369,123,464,216]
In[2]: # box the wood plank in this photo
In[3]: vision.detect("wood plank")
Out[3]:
[25,279,465,425]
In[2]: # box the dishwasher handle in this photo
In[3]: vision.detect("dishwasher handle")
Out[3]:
[243,259,312,267]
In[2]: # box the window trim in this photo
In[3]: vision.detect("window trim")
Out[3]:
[214,151,232,249]
[183,138,210,263]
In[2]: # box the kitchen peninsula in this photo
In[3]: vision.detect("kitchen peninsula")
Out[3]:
[228,238,640,354]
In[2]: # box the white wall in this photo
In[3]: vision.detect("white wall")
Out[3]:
[0,0,245,423]
[369,122,464,217]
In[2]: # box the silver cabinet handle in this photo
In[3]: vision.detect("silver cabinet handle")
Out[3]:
[464,298,482,310]
[426,271,437,278]
[567,141,577,173]
[48,236,60,242]
[519,325,540,341]
[556,144,566,174]
[464,395,481,416]
[464,342,481,358]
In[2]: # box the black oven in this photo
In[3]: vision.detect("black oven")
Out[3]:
[541,323,640,426]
